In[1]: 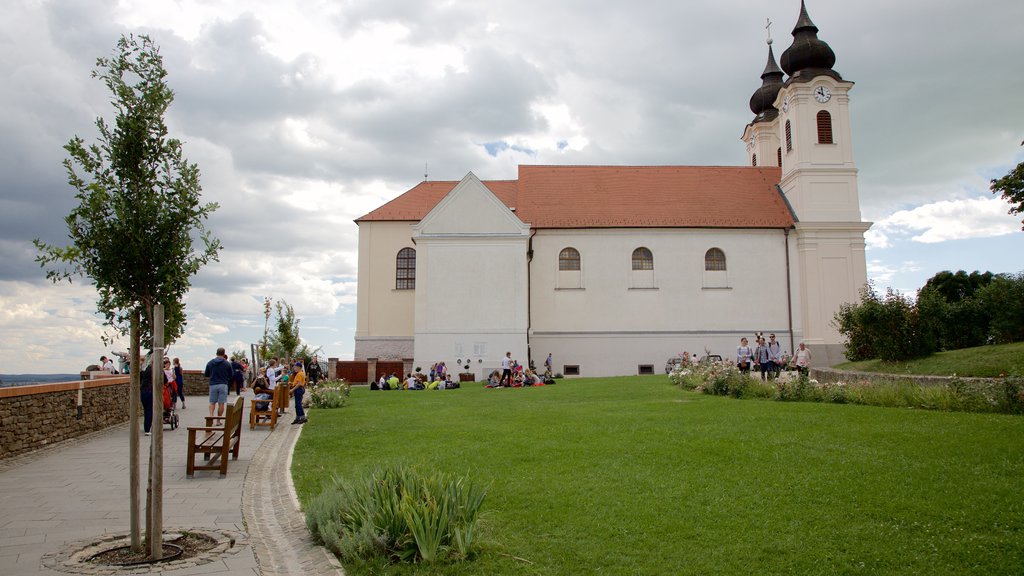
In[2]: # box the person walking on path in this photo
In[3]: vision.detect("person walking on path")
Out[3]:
[204,347,232,418]
[140,360,154,435]
[231,356,245,396]
[793,342,812,376]
[736,337,753,375]
[755,337,771,381]
[767,334,783,379]
[290,362,307,424]
[499,352,513,387]
[544,353,553,377]
[173,357,185,409]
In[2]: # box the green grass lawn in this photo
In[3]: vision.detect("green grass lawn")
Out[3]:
[834,341,1024,377]
[292,376,1024,575]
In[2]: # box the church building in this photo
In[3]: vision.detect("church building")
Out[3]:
[353,1,870,378]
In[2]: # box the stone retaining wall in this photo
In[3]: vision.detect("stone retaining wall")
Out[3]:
[0,377,130,460]
[811,367,996,387]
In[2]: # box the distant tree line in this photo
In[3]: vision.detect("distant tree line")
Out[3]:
[835,270,1024,361]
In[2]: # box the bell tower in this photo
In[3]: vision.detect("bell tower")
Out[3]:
[741,32,784,168]
[772,1,871,364]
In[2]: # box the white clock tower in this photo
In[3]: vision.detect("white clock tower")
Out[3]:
[773,1,871,364]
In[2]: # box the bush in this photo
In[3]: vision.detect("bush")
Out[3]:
[305,465,487,565]
[671,365,1024,416]
[669,360,751,398]
[307,379,351,409]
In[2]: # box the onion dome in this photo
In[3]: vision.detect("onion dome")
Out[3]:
[749,42,784,123]
[780,0,841,82]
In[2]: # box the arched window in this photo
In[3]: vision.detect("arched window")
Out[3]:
[704,248,727,271]
[816,110,833,144]
[752,153,757,167]
[785,120,793,152]
[777,147,782,166]
[632,247,654,271]
[558,247,581,271]
[396,247,416,289]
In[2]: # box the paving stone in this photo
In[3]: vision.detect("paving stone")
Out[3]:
[0,394,343,575]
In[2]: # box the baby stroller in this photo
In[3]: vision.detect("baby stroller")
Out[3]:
[162,378,179,430]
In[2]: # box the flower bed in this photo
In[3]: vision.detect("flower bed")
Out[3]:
[669,360,1024,414]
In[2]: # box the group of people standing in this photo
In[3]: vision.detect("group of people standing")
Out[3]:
[735,334,812,379]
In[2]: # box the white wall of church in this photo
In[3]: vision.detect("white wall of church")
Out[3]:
[354,221,416,360]
[410,173,532,378]
[412,237,529,378]
[529,228,801,376]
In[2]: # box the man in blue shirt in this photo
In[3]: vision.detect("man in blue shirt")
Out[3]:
[204,347,233,417]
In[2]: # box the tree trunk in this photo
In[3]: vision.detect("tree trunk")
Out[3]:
[148,303,165,559]
[129,313,141,552]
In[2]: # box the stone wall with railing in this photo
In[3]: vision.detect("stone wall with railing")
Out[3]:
[0,369,222,461]
[0,375,130,460]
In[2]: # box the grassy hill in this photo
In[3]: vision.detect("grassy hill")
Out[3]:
[834,341,1024,377]
[293,376,1024,575]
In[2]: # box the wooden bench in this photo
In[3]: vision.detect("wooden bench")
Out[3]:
[250,387,279,430]
[278,381,290,413]
[186,396,243,478]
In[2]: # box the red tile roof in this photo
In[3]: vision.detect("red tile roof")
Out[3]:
[355,165,793,228]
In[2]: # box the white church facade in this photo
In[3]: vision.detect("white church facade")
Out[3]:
[353,2,870,379]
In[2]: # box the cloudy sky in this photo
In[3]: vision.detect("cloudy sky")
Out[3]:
[2,0,1022,374]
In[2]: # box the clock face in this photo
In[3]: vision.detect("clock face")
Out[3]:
[814,85,832,103]
[782,96,790,112]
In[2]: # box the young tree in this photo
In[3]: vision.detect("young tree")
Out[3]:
[991,140,1024,230]
[34,35,220,558]
[268,299,301,359]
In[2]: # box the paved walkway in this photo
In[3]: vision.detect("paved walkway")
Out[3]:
[0,394,342,575]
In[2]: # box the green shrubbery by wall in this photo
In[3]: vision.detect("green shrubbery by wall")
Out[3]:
[835,270,1024,361]
[670,361,1024,415]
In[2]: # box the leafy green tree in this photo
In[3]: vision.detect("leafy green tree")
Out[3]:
[978,272,1024,344]
[34,35,219,557]
[921,270,993,303]
[268,299,301,359]
[991,140,1024,230]
[834,283,931,361]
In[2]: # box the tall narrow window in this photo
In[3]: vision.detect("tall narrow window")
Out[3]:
[704,248,727,271]
[785,120,793,152]
[752,153,757,167]
[558,247,581,270]
[396,247,416,289]
[632,247,654,270]
[777,147,782,166]
[816,110,833,144]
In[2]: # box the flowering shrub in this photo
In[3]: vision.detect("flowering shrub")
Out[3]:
[670,360,752,397]
[308,378,351,409]
[670,365,1024,415]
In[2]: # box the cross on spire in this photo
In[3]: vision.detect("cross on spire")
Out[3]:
[766,17,773,45]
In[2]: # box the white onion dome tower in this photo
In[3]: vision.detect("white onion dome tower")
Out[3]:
[779,0,841,83]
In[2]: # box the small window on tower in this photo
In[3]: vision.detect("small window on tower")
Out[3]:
[817,110,833,144]
[777,147,782,166]
[752,153,757,167]
[785,120,793,152]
